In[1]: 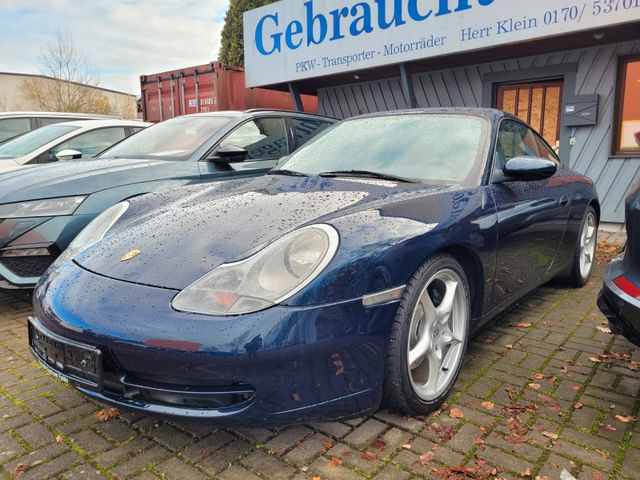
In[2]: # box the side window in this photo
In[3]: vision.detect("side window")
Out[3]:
[290,119,331,149]
[219,118,287,160]
[48,127,127,162]
[495,120,542,171]
[531,132,559,162]
[39,117,68,127]
[0,118,31,143]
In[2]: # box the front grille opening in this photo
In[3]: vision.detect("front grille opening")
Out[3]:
[102,373,255,410]
[1,255,53,277]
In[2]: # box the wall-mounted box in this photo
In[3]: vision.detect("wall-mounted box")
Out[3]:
[563,94,599,127]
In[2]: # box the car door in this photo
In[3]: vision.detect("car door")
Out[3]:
[198,116,289,181]
[36,127,128,163]
[489,119,569,306]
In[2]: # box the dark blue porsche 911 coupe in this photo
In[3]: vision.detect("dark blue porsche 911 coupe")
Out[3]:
[29,108,599,425]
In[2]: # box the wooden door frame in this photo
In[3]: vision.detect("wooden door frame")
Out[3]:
[482,64,578,166]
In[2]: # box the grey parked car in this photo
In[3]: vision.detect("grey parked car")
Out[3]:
[0,109,335,290]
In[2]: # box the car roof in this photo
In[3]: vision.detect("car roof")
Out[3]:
[348,107,508,122]
[174,110,336,121]
[46,119,151,128]
[0,111,116,119]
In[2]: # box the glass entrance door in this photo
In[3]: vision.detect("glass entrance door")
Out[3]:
[496,80,564,152]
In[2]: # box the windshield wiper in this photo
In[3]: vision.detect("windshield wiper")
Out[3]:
[319,170,415,183]
[268,169,308,177]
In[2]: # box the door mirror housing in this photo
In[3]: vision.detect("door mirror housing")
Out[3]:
[208,145,248,163]
[502,156,557,181]
[55,149,83,161]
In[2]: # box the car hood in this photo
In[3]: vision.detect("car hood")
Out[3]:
[0,158,179,204]
[75,175,449,290]
[0,159,20,173]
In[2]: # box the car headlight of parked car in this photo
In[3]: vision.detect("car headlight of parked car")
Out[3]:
[172,224,339,316]
[53,201,130,267]
[0,196,86,218]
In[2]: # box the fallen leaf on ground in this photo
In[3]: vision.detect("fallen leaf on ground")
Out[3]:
[449,408,464,419]
[521,467,532,477]
[419,451,434,464]
[473,437,485,445]
[511,322,533,328]
[589,357,602,363]
[614,414,635,423]
[94,407,119,422]
[595,449,609,458]
[596,326,612,334]
[599,423,617,432]
[542,431,559,440]
[505,344,513,349]
[328,457,343,467]
[528,383,541,390]
[362,451,376,461]
[371,439,386,451]
[401,443,412,449]
[55,434,63,443]
[11,464,28,477]
[321,439,333,449]
[573,402,584,410]
[481,401,495,410]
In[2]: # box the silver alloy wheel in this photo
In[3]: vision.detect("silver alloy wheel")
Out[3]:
[407,269,468,401]
[579,211,597,279]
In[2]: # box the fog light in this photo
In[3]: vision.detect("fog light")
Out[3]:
[1,248,50,257]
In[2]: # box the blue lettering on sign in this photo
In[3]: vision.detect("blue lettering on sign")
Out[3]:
[254,0,496,56]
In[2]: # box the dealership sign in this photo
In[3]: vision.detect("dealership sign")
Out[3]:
[244,0,640,87]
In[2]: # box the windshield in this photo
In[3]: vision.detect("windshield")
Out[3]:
[278,114,491,186]
[0,124,78,159]
[100,116,232,161]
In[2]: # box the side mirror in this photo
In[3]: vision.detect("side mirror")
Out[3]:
[208,145,248,163]
[502,156,557,181]
[55,149,83,161]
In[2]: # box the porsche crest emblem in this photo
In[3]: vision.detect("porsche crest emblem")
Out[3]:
[121,249,141,262]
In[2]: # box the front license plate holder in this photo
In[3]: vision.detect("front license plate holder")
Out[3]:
[28,317,103,391]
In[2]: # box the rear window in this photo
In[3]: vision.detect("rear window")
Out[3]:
[290,118,332,148]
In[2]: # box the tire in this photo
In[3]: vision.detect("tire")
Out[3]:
[567,206,598,287]
[383,254,471,416]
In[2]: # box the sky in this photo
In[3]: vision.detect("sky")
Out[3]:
[0,0,230,95]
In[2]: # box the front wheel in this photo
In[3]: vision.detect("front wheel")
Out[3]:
[567,206,598,287]
[383,254,470,416]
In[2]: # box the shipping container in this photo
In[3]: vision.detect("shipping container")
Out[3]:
[139,62,318,123]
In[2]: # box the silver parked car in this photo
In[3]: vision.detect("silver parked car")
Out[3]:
[0,119,149,173]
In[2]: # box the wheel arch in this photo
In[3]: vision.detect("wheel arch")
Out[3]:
[438,244,485,322]
[589,199,601,223]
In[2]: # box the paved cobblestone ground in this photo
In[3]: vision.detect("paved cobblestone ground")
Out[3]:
[0,232,633,480]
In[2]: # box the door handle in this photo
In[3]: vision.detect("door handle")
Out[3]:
[559,194,570,206]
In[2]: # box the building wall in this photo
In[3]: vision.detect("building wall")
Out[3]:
[0,72,138,119]
[318,40,640,223]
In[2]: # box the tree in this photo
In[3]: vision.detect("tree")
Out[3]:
[219,0,278,67]
[20,28,108,113]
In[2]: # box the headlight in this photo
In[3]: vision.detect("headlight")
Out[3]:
[0,196,86,218]
[53,201,129,267]
[172,224,339,316]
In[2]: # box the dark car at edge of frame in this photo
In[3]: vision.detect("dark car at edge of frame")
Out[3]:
[598,183,640,346]
[30,108,599,425]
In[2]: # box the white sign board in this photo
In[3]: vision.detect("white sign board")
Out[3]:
[244,0,640,87]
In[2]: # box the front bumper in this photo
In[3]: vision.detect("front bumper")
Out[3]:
[0,214,95,289]
[32,261,399,425]
[598,258,640,347]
